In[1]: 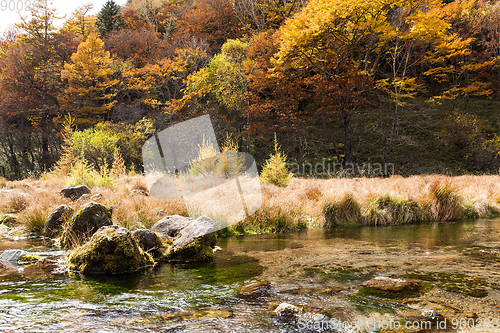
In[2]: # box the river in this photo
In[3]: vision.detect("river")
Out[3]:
[0,218,499,332]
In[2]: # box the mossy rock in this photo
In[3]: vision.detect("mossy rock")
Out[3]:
[18,254,41,265]
[44,205,74,238]
[153,215,217,262]
[66,225,154,274]
[59,201,113,248]
[131,229,163,257]
[0,214,19,227]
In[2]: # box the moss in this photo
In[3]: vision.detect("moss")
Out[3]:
[59,202,113,248]
[164,237,215,262]
[403,271,489,298]
[18,254,41,265]
[66,226,154,274]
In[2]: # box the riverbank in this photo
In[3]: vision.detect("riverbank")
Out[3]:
[1,174,500,236]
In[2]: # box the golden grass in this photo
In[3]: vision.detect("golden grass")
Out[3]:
[1,173,499,235]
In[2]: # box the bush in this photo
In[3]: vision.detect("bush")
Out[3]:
[322,194,363,226]
[259,135,292,187]
[429,182,463,222]
[366,194,427,226]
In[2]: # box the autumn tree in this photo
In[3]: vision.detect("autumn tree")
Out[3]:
[61,4,97,40]
[16,0,62,41]
[59,34,119,128]
[96,0,127,37]
[105,28,169,68]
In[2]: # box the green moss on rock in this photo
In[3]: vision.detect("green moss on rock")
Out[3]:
[66,225,154,274]
[18,254,41,265]
[59,201,113,248]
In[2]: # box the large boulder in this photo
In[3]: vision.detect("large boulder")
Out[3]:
[60,185,91,201]
[131,229,163,256]
[60,202,113,248]
[152,215,217,262]
[44,205,74,238]
[66,225,154,274]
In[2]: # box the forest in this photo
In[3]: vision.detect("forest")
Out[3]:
[1,0,500,180]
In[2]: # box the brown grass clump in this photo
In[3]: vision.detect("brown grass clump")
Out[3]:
[2,191,30,213]
[322,194,364,226]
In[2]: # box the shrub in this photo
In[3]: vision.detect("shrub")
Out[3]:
[3,192,29,213]
[429,182,463,222]
[322,194,363,226]
[24,207,48,235]
[366,194,427,226]
[259,135,292,187]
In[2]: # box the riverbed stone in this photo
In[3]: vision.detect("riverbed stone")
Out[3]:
[152,215,217,262]
[66,225,154,274]
[44,205,74,238]
[0,249,27,263]
[362,276,416,292]
[274,302,302,317]
[59,201,113,248]
[132,229,163,256]
[60,185,91,201]
[239,281,271,297]
[0,214,19,227]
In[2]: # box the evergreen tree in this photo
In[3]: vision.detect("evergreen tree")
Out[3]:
[96,0,127,37]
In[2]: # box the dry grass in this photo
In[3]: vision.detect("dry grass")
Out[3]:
[1,173,499,235]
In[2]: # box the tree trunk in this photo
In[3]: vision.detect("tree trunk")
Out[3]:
[342,111,353,166]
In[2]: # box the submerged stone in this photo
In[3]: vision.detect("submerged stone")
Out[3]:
[44,204,74,238]
[152,215,217,262]
[66,225,154,274]
[239,281,271,297]
[59,201,113,248]
[60,185,91,201]
[362,276,416,292]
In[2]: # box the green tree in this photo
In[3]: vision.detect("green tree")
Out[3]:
[59,34,119,128]
[96,0,127,37]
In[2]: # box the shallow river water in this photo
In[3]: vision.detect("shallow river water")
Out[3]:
[0,218,500,332]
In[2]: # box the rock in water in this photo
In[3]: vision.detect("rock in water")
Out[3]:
[60,185,91,201]
[0,214,19,227]
[273,303,302,317]
[239,281,271,297]
[59,202,113,248]
[44,205,74,238]
[0,249,27,263]
[66,225,154,274]
[132,229,163,256]
[151,215,191,241]
[362,276,416,292]
[152,215,217,262]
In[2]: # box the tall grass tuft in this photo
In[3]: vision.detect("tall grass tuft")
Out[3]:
[322,194,363,226]
[3,192,30,213]
[366,194,427,226]
[429,182,463,222]
[23,206,49,235]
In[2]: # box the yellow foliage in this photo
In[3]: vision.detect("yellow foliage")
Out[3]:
[59,34,119,128]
